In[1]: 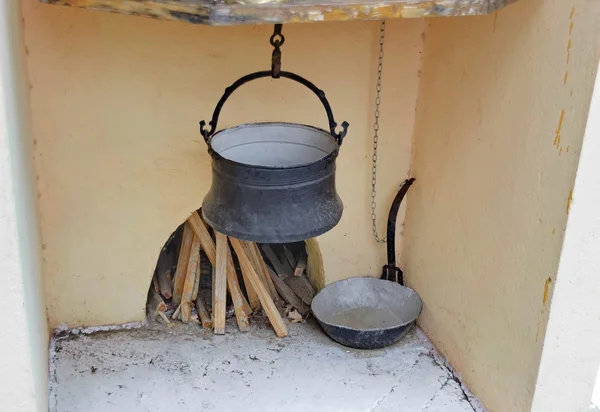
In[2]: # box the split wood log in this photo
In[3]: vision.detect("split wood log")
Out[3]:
[261,244,293,279]
[158,269,173,299]
[172,223,194,305]
[213,232,229,334]
[158,311,171,324]
[230,237,288,338]
[225,253,255,321]
[172,304,181,321]
[180,235,201,323]
[284,274,316,306]
[287,309,303,323]
[236,243,261,310]
[294,254,307,277]
[147,288,167,319]
[195,296,213,329]
[232,241,262,311]
[152,271,161,293]
[192,261,201,301]
[217,232,251,332]
[187,212,252,320]
[238,253,261,311]
[268,267,310,316]
[283,246,296,270]
[181,303,191,323]
[188,212,252,315]
[245,241,278,300]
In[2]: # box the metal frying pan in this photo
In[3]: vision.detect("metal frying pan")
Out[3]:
[312,179,422,349]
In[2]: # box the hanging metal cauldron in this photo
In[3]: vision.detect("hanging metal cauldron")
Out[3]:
[200,25,349,243]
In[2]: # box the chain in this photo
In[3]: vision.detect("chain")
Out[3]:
[371,20,387,243]
[270,24,285,78]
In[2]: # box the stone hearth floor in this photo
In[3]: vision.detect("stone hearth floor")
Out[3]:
[49,320,483,412]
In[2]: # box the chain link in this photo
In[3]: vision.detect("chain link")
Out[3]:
[371,20,387,243]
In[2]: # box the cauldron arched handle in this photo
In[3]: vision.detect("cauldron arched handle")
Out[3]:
[199,70,349,146]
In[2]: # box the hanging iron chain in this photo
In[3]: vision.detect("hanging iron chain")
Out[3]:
[371,20,387,243]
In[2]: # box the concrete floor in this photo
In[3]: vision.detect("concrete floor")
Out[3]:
[594,366,600,411]
[49,320,482,412]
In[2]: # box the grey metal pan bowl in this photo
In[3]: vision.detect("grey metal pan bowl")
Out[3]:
[311,277,423,349]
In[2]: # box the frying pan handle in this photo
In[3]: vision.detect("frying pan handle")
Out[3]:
[199,70,349,146]
[382,178,416,285]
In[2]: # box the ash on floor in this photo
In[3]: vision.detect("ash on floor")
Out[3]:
[49,320,482,412]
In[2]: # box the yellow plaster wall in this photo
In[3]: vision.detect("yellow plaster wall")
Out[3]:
[403,1,600,411]
[21,0,423,328]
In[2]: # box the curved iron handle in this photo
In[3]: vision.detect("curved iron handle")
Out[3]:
[381,178,415,285]
[200,70,349,146]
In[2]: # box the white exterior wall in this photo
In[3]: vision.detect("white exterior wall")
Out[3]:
[0,1,48,411]
[530,58,600,412]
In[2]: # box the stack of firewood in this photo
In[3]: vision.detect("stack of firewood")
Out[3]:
[147,211,315,338]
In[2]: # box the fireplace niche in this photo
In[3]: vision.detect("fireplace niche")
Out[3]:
[146,208,325,334]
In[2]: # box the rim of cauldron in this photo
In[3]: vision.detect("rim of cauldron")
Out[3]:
[311,277,424,333]
[207,122,340,171]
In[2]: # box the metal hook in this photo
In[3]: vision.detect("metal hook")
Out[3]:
[270,24,284,78]
[269,24,285,47]
[199,120,214,144]
[335,121,350,145]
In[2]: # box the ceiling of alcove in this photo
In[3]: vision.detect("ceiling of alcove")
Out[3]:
[42,0,521,25]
